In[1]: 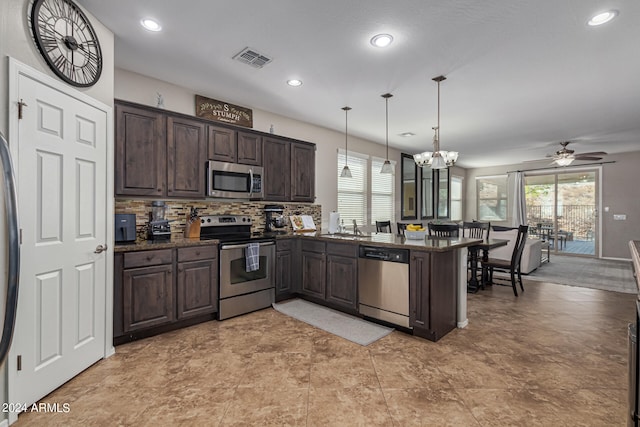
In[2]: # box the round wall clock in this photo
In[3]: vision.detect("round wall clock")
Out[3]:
[30,0,103,87]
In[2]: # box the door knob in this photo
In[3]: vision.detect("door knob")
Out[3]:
[94,244,108,254]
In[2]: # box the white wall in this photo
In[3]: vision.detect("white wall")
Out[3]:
[0,0,114,419]
[115,68,404,230]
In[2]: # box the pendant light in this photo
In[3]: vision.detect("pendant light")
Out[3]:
[380,93,393,174]
[340,106,352,178]
[413,75,459,169]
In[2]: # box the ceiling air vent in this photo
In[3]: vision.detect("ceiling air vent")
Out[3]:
[233,47,273,68]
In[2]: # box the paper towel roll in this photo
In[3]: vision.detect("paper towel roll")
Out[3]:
[328,212,340,234]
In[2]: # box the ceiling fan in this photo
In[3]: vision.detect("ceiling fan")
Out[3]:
[547,141,607,166]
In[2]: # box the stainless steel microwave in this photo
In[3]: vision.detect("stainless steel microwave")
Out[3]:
[206,161,264,199]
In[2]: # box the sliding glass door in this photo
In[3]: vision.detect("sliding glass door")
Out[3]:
[524,170,598,256]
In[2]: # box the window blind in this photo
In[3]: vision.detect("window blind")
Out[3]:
[337,150,368,226]
[371,157,395,224]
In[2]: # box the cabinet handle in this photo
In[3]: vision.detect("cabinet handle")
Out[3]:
[178,268,183,273]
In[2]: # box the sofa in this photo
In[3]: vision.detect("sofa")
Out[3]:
[488,228,542,274]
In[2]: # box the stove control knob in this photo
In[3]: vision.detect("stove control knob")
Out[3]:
[207,218,211,223]
[201,218,205,224]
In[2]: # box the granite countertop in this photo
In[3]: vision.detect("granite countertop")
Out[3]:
[114,236,219,253]
[114,230,482,253]
[293,230,482,252]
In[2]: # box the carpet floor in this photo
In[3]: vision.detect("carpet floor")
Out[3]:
[507,255,636,293]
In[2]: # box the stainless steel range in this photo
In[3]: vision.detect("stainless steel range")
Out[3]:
[199,215,275,320]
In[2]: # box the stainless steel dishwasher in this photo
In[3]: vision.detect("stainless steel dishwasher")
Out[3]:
[358,245,410,328]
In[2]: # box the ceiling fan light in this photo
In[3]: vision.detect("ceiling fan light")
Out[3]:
[340,165,352,178]
[555,157,574,166]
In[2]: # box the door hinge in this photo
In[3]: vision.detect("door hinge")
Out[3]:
[17,355,22,371]
[18,99,27,120]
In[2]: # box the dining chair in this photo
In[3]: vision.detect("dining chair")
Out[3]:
[427,223,459,237]
[397,222,423,236]
[482,225,529,296]
[375,220,392,233]
[462,221,490,283]
[462,221,490,240]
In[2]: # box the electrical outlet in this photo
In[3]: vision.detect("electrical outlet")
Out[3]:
[613,214,626,221]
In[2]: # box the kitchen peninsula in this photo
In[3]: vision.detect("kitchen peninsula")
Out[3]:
[114,231,481,344]
[290,232,481,341]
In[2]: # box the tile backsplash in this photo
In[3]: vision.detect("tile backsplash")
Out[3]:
[115,199,321,238]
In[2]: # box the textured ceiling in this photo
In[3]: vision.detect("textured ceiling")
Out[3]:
[77,0,640,168]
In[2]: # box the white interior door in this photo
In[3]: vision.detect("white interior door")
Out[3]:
[9,67,109,409]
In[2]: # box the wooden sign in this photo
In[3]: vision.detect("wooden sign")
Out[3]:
[195,95,253,128]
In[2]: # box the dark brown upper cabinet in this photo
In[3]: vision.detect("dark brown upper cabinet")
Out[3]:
[115,103,166,196]
[237,131,262,166]
[263,137,291,201]
[291,142,315,202]
[207,127,262,166]
[115,100,314,202]
[207,125,237,163]
[167,116,206,198]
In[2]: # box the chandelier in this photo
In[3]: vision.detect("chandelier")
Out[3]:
[413,75,458,169]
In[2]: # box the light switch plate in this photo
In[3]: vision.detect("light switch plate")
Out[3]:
[613,214,627,220]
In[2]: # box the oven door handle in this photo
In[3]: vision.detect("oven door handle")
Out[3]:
[221,241,275,250]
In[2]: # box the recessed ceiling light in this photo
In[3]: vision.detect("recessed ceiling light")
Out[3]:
[399,132,415,137]
[141,19,162,32]
[287,79,302,87]
[587,10,618,26]
[370,34,394,48]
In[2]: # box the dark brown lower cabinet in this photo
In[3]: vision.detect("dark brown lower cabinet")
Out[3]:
[276,238,294,301]
[409,250,457,341]
[177,246,218,319]
[325,243,358,310]
[121,249,175,332]
[300,240,326,299]
[298,240,358,313]
[115,244,218,344]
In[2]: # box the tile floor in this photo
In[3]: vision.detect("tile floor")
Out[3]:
[15,280,634,426]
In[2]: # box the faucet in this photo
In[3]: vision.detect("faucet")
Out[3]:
[352,219,363,236]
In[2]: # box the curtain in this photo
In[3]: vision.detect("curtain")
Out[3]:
[508,171,526,227]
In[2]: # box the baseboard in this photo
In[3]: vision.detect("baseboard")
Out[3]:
[0,417,9,427]
[601,256,632,262]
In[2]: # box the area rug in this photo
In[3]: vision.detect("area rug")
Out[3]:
[272,299,394,346]
[497,256,636,294]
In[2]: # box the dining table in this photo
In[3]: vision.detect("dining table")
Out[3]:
[467,238,509,292]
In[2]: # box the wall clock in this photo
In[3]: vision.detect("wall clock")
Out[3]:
[30,0,103,87]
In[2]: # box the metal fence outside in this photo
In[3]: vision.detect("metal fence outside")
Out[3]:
[526,204,595,240]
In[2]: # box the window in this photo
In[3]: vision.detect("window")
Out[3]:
[371,157,395,224]
[337,150,395,226]
[337,150,367,226]
[450,176,463,221]
[477,175,508,221]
